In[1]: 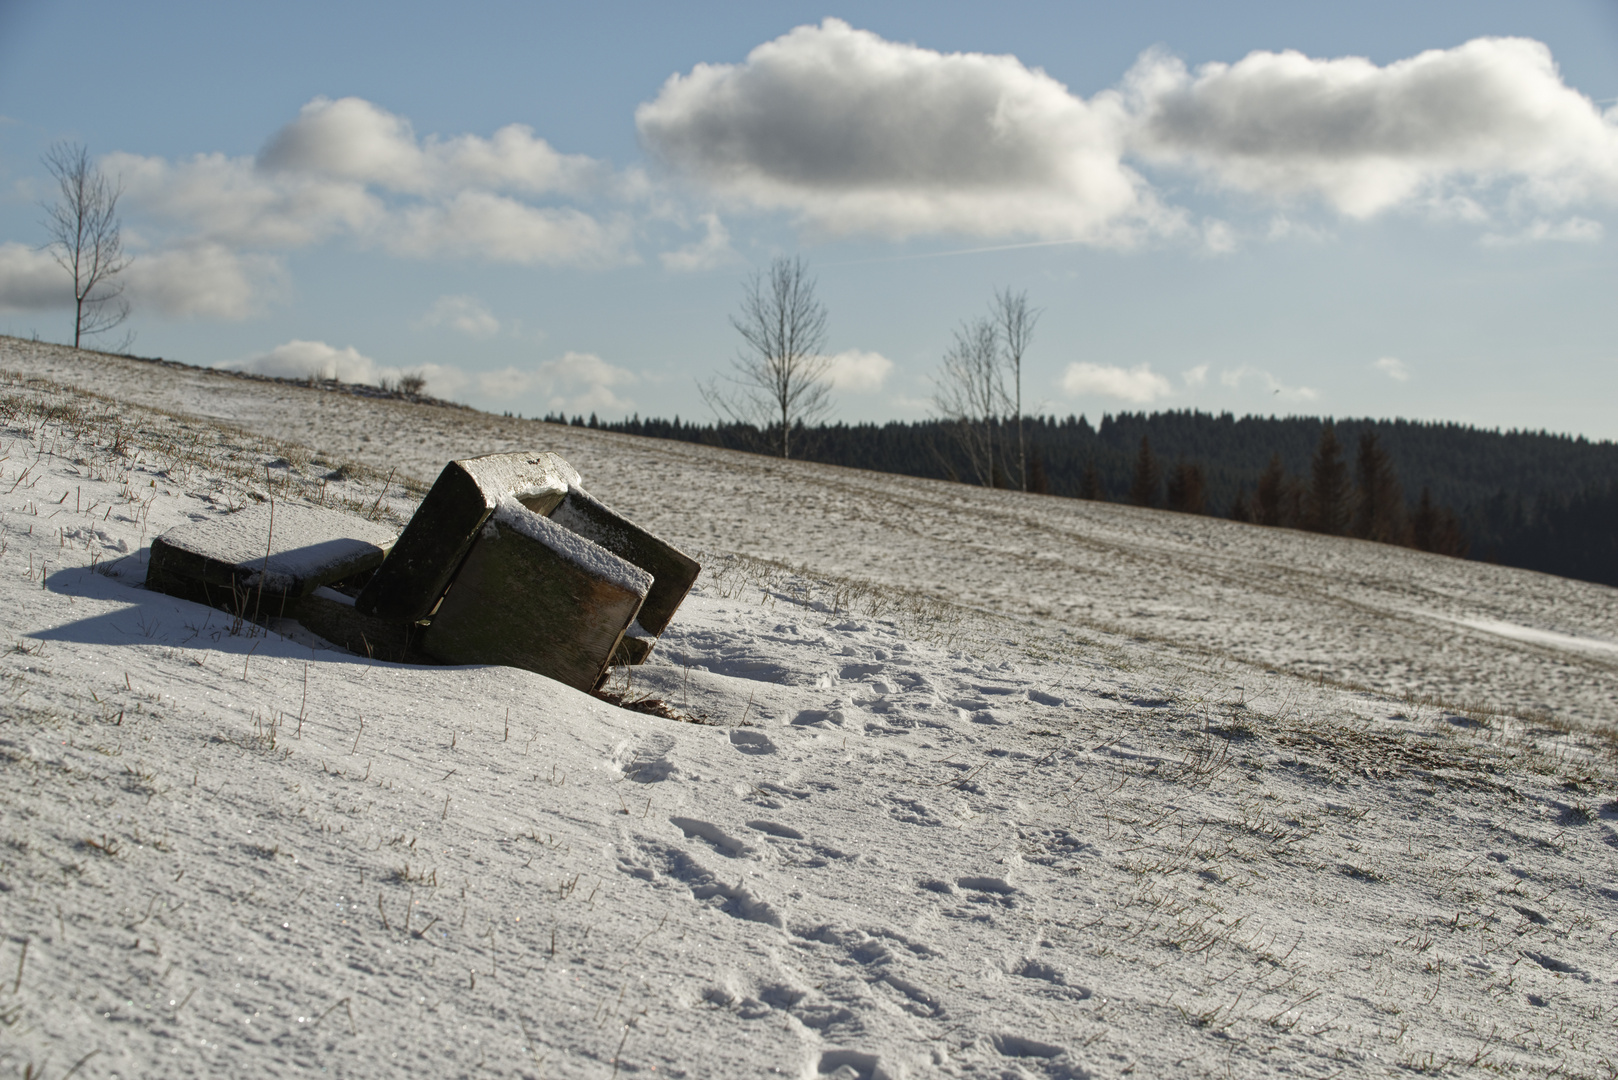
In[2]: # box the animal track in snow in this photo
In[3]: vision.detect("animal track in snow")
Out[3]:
[728,729,776,755]
[747,780,812,809]
[622,838,782,926]
[745,819,849,867]
[956,876,1021,909]
[886,796,944,827]
[670,816,752,857]
[747,819,803,839]
[614,734,678,783]
[1013,958,1092,999]
[815,1049,887,1080]
[988,1032,1077,1077]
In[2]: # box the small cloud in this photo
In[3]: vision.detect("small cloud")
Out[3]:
[388,192,635,266]
[1373,356,1410,382]
[1182,363,1209,387]
[217,339,466,397]
[219,339,386,383]
[418,294,499,339]
[1201,219,1237,254]
[1479,217,1603,247]
[2,240,283,321]
[1219,364,1318,402]
[1265,215,1333,243]
[475,351,638,415]
[822,349,893,393]
[1061,362,1172,404]
[659,213,740,272]
[0,242,69,312]
[126,243,286,320]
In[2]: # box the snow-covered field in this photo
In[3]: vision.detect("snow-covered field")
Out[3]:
[0,338,1615,1079]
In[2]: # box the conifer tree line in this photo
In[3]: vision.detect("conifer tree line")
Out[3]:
[544,408,1618,589]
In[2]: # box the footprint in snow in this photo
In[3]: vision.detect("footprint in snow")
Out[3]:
[988,1033,1074,1072]
[729,729,776,755]
[620,837,782,927]
[670,816,751,857]
[614,736,678,783]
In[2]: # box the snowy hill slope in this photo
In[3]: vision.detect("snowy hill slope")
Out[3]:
[5,337,1615,733]
[0,347,1615,1079]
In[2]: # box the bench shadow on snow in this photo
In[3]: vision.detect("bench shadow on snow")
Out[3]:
[34,560,440,671]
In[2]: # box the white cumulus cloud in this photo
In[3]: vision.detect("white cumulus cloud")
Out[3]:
[1061,362,1172,404]
[639,25,1618,240]
[216,340,465,398]
[388,192,632,266]
[475,352,638,415]
[637,18,1166,243]
[1,240,277,322]
[125,244,285,320]
[1374,356,1411,382]
[1126,37,1618,217]
[0,242,70,311]
[822,349,893,393]
[659,212,740,271]
[108,151,383,250]
[1479,216,1604,247]
[259,96,604,197]
[219,340,385,383]
[1219,364,1319,402]
[104,98,631,276]
[417,295,500,339]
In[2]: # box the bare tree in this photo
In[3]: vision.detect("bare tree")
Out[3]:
[703,256,831,459]
[41,143,132,349]
[990,288,1040,491]
[932,316,1006,487]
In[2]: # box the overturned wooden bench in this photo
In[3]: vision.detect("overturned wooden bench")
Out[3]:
[145,451,700,692]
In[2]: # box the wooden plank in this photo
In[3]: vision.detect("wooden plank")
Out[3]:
[146,504,394,620]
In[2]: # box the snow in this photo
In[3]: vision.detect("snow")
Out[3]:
[1451,616,1618,657]
[459,451,579,512]
[5,337,1613,732]
[0,341,1615,1079]
[491,495,654,598]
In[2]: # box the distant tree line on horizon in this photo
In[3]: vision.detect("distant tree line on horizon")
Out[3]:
[540,407,1618,589]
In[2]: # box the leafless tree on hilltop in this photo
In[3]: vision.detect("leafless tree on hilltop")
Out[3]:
[41,142,132,349]
[703,256,832,459]
[933,316,1006,487]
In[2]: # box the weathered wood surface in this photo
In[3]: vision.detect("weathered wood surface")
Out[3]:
[423,507,650,691]
[146,504,395,618]
[356,451,579,621]
[612,629,654,666]
[548,487,700,637]
[296,589,427,663]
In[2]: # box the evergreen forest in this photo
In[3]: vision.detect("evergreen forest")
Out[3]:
[541,409,1618,589]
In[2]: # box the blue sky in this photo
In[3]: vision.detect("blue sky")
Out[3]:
[2,1,1616,437]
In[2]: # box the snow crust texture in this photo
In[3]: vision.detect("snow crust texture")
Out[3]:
[492,495,653,598]
[458,450,578,511]
[0,345,1615,1080]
